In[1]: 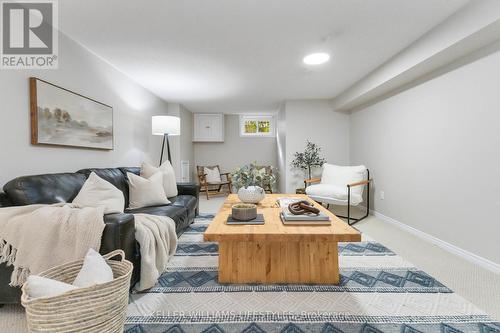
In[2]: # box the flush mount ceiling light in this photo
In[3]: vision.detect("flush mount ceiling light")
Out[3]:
[303,52,330,65]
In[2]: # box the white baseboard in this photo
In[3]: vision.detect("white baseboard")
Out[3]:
[370,209,500,276]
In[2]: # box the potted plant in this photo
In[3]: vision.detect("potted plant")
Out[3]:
[291,140,327,180]
[231,162,277,203]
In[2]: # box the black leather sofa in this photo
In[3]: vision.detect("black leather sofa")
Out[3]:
[0,167,199,305]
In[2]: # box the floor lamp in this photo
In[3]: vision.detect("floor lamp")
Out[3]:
[152,116,181,166]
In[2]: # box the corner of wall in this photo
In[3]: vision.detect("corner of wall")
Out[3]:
[276,102,287,193]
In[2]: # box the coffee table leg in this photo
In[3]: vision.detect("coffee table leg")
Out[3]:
[217,241,340,284]
[218,241,232,283]
[317,241,340,284]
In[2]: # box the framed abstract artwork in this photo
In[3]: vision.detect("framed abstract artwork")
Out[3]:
[30,77,114,150]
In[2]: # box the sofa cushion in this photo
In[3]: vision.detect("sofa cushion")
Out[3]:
[0,263,21,304]
[306,183,363,206]
[126,205,188,232]
[169,195,197,213]
[119,167,140,177]
[77,168,129,208]
[3,173,86,205]
[0,192,12,208]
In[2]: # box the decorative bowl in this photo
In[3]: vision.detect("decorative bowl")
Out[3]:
[237,186,265,204]
[232,203,257,221]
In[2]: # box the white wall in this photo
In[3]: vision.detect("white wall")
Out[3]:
[179,105,195,182]
[0,33,171,187]
[285,100,350,193]
[194,114,278,177]
[162,103,194,182]
[276,103,287,193]
[350,49,500,265]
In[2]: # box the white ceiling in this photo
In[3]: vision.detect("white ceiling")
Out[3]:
[59,0,469,113]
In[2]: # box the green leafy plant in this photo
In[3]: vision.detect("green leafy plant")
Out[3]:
[231,162,278,190]
[291,140,327,180]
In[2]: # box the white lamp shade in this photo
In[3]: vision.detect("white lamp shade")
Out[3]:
[152,116,180,136]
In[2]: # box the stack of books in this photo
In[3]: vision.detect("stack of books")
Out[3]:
[277,198,331,225]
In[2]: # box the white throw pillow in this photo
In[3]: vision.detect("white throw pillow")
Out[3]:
[25,275,77,299]
[140,161,178,197]
[72,172,125,214]
[204,166,222,183]
[72,248,113,288]
[127,172,170,209]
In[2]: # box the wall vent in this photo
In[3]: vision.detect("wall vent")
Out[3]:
[181,160,190,182]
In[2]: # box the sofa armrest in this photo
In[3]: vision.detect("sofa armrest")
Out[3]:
[304,177,321,188]
[177,182,200,215]
[0,192,12,208]
[347,179,372,188]
[100,213,136,264]
[220,172,232,182]
[177,182,199,197]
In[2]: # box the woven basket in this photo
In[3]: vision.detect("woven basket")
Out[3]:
[21,250,133,333]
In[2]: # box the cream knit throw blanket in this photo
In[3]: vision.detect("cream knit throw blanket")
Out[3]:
[0,203,105,286]
[0,204,177,290]
[134,214,177,291]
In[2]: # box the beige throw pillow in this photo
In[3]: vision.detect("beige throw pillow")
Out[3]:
[25,275,77,299]
[204,166,221,183]
[72,248,113,288]
[127,172,170,209]
[72,172,125,214]
[140,161,178,197]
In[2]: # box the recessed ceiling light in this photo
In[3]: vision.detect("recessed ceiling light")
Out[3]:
[303,52,330,65]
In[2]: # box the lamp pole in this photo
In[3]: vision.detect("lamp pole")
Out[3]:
[159,133,172,166]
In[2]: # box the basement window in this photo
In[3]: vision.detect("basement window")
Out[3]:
[239,115,275,137]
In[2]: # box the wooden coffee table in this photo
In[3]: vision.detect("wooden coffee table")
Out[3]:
[204,194,361,284]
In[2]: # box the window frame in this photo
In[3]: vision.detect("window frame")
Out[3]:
[239,115,276,137]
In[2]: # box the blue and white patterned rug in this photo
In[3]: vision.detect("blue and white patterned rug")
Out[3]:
[125,214,498,333]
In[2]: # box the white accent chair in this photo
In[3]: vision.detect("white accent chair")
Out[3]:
[305,164,371,225]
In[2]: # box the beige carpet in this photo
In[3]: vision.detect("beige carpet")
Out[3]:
[0,304,26,332]
[355,213,500,321]
[1,196,498,332]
